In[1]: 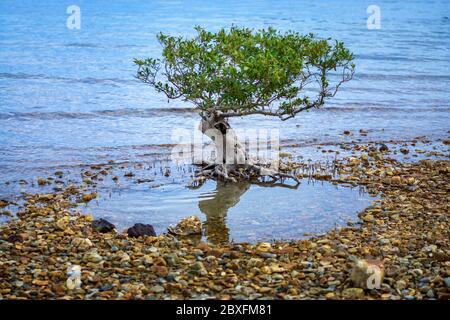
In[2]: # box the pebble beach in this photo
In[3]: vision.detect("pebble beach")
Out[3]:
[1,140,448,300]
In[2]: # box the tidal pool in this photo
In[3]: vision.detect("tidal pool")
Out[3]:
[85,179,377,244]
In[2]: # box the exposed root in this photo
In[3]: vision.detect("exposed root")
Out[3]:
[255,165,300,183]
[189,162,300,188]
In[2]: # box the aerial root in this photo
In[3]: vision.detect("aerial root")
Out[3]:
[189,162,299,188]
[253,164,300,183]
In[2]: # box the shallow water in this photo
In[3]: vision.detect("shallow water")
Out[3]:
[85,179,376,244]
[0,0,449,183]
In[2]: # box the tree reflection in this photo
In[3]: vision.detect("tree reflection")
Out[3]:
[199,180,299,244]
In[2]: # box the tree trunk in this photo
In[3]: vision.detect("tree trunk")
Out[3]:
[191,111,299,185]
[199,112,249,169]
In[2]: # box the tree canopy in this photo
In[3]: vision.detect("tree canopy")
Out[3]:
[135,26,354,120]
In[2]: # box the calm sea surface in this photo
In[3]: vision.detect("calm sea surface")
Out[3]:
[0,0,448,241]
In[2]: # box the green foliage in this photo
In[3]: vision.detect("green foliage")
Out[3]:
[135,26,354,120]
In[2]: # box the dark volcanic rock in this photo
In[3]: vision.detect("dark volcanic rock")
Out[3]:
[127,223,156,237]
[92,218,116,233]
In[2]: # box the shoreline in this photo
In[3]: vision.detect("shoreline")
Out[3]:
[0,143,449,300]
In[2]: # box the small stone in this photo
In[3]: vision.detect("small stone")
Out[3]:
[410,269,423,277]
[151,265,168,277]
[127,223,156,237]
[444,278,450,287]
[325,292,335,299]
[0,209,11,217]
[189,261,207,276]
[395,280,407,290]
[64,228,75,235]
[191,261,204,269]
[149,285,165,293]
[99,284,114,292]
[260,252,277,259]
[362,214,374,222]
[32,279,49,286]
[55,217,69,230]
[38,194,54,201]
[142,255,154,265]
[119,253,131,262]
[166,273,177,282]
[391,176,402,185]
[270,265,285,273]
[279,152,292,158]
[423,245,437,253]
[66,265,82,290]
[82,193,97,202]
[272,274,284,281]
[153,257,167,266]
[164,253,179,266]
[37,177,48,186]
[400,148,409,154]
[348,157,360,166]
[261,266,271,274]
[71,237,93,251]
[136,178,153,183]
[258,287,272,293]
[342,288,364,299]
[405,177,416,185]
[247,258,263,268]
[379,144,389,152]
[256,242,272,252]
[85,250,103,263]
[168,216,202,236]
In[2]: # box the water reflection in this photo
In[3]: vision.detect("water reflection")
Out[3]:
[87,176,375,244]
[200,181,250,243]
[199,180,300,244]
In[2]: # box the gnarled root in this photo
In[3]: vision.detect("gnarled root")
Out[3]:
[253,165,299,183]
[189,161,299,188]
